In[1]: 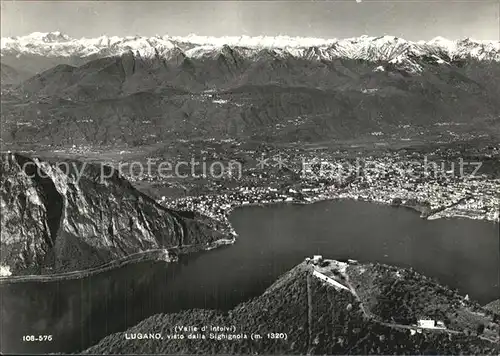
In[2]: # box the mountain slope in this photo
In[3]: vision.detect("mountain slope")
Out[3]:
[2,33,499,147]
[0,62,32,85]
[81,260,500,355]
[0,152,226,275]
[485,299,500,315]
[3,60,498,146]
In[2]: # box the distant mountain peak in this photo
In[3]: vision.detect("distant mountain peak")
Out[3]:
[11,31,71,43]
[1,33,499,64]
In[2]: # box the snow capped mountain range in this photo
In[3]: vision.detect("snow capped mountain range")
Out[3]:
[1,32,499,71]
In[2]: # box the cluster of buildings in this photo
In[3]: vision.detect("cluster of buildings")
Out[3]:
[251,149,500,222]
[148,142,499,226]
[160,186,323,236]
[416,319,446,330]
[407,319,448,336]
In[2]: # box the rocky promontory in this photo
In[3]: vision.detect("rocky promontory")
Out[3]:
[0,152,227,276]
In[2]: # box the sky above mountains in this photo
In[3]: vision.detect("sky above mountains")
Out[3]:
[1,0,499,41]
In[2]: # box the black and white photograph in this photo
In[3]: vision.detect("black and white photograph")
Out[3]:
[0,0,499,354]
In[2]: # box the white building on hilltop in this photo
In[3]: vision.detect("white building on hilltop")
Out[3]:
[417,319,446,329]
[312,255,323,264]
[305,255,323,265]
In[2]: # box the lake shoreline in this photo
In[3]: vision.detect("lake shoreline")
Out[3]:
[2,196,496,284]
[0,237,235,284]
[2,199,497,355]
[224,195,499,230]
[167,187,498,242]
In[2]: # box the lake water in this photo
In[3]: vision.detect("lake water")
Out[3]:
[1,200,498,354]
